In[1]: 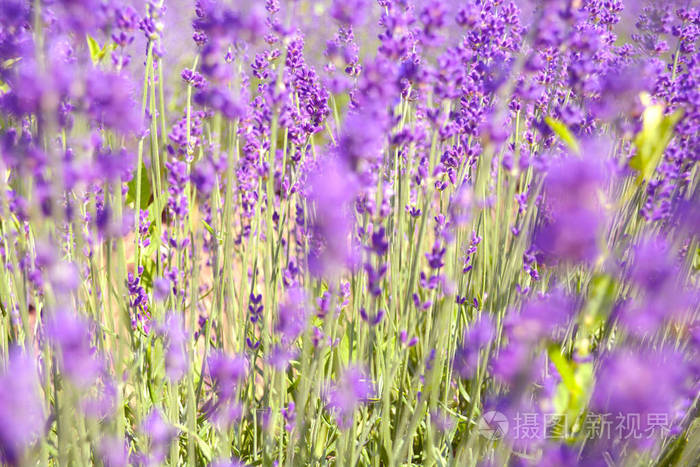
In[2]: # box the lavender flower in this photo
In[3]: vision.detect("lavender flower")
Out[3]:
[206,351,248,428]
[505,291,575,343]
[85,71,140,134]
[330,0,370,27]
[141,409,177,465]
[209,458,247,467]
[0,349,45,465]
[99,437,129,467]
[326,366,373,429]
[453,315,495,379]
[161,312,189,382]
[306,158,358,278]
[275,287,309,343]
[533,152,607,265]
[1,1,699,463]
[591,347,691,448]
[46,310,102,388]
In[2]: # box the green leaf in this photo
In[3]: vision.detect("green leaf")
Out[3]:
[140,257,155,290]
[545,117,580,154]
[580,274,616,331]
[2,57,21,67]
[126,162,153,210]
[548,345,594,433]
[630,96,683,184]
[337,331,351,364]
[201,219,216,236]
[86,34,102,65]
[552,380,570,415]
[170,422,212,462]
[547,344,581,398]
[574,362,594,396]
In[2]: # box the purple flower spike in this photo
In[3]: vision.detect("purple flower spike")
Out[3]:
[275,287,309,343]
[326,366,374,429]
[85,71,140,134]
[161,312,189,382]
[330,0,370,27]
[0,349,45,466]
[453,315,495,379]
[46,310,102,388]
[307,158,358,278]
[591,347,691,449]
[141,409,178,465]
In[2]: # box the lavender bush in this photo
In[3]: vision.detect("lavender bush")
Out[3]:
[0,0,698,465]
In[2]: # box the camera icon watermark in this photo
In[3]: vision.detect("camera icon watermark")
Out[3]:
[477,410,509,440]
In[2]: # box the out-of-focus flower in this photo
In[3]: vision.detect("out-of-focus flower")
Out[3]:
[591,347,691,448]
[330,0,370,27]
[275,286,309,343]
[267,345,297,371]
[161,312,188,382]
[326,366,373,429]
[453,314,495,379]
[209,458,248,467]
[0,349,45,466]
[53,0,105,34]
[590,64,651,121]
[99,436,129,467]
[205,351,247,428]
[46,310,102,388]
[48,261,80,296]
[153,278,171,301]
[505,291,575,343]
[208,351,248,400]
[194,85,244,120]
[85,71,140,134]
[620,236,693,335]
[627,236,677,295]
[449,182,474,227]
[491,342,544,388]
[193,1,264,43]
[336,106,387,170]
[306,158,358,278]
[95,147,136,182]
[486,395,547,451]
[190,157,217,196]
[533,152,607,265]
[0,0,29,31]
[141,409,177,464]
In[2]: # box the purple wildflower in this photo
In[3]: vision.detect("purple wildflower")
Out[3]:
[141,409,177,465]
[326,366,373,429]
[591,347,691,448]
[533,153,607,265]
[330,0,370,27]
[306,158,358,278]
[99,437,129,467]
[46,310,102,388]
[161,312,189,382]
[205,351,247,428]
[85,71,140,134]
[453,314,495,379]
[275,287,309,343]
[0,349,45,466]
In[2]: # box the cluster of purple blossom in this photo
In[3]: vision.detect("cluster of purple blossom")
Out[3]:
[0,0,698,465]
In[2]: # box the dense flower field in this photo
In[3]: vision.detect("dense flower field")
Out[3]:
[0,0,699,465]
